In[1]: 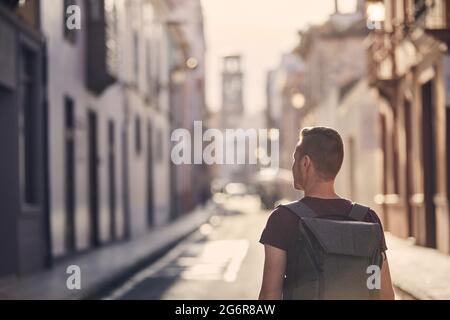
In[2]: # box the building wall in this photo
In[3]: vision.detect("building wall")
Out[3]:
[368,0,450,253]
[43,0,119,255]
[0,4,49,277]
[335,81,382,214]
[166,0,207,216]
[280,12,379,206]
[304,36,366,107]
[41,0,173,258]
[0,0,205,278]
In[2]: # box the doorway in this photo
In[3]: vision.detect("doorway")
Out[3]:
[146,122,154,228]
[421,80,437,248]
[121,121,131,239]
[404,100,414,237]
[87,110,100,247]
[347,136,356,200]
[446,107,450,211]
[108,120,117,241]
[64,97,76,252]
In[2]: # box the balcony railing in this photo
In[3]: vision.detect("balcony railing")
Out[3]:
[0,0,20,9]
[85,0,117,94]
[366,29,395,84]
[367,0,450,83]
[406,0,448,32]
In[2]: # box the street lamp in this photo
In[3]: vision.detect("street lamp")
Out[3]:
[291,92,305,109]
[186,57,199,70]
[366,1,385,30]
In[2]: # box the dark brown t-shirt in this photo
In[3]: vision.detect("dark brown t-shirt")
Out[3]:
[259,197,388,260]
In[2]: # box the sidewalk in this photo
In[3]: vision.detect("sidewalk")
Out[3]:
[385,233,450,300]
[0,203,215,300]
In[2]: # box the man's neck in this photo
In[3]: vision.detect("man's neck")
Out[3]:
[304,180,339,199]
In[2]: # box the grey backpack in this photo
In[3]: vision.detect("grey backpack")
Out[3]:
[280,200,382,300]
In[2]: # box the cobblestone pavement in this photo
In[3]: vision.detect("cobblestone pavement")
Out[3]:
[386,233,450,300]
[102,196,450,300]
[103,195,268,300]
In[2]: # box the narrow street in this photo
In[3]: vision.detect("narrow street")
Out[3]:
[103,196,267,300]
[101,195,414,300]
[2,0,450,303]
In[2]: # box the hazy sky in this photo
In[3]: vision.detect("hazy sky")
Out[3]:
[201,0,357,115]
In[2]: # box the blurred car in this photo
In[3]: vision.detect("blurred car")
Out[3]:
[224,183,248,197]
[254,168,293,209]
[211,178,228,194]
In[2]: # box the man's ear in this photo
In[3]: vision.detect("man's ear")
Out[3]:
[303,155,310,169]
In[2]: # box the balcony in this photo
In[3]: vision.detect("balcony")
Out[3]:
[0,0,40,30]
[85,0,118,94]
[424,1,450,47]
[410,0,450,47]
[366,0,450,86]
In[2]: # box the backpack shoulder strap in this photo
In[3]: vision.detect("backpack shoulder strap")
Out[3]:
[348,203,370,221]
[279,200,317,219]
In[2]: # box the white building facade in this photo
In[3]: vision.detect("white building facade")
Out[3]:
[40,0,174,259]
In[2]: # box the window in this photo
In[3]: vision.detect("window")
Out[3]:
[64,0,77,44]
[86,0,117,93]
[413,0,427,22]
[146,39,153,101]
[135,116,142,154]
[16,0,40,29]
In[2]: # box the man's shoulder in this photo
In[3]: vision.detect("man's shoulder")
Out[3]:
[271,199,382,222]
[365,207,383,223]
[349,202,382,223]
[260,204,299,251]
[271,204,296,216]
[268,204,299,222]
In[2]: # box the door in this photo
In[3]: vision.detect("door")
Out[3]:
[64,97,76,252]
[17,43,49,274]
[0,9,49,277]
[405,101,414,237]
[421,80,437,248]
[121,121,131,239]
[347,136,356,200]
[146,122,154,228]
[108,120,117,241]
[446,107,450,211]
[87,110,100,247]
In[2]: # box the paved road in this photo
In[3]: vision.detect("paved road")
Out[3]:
[103,195,268,300]
[102,194,411,300]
